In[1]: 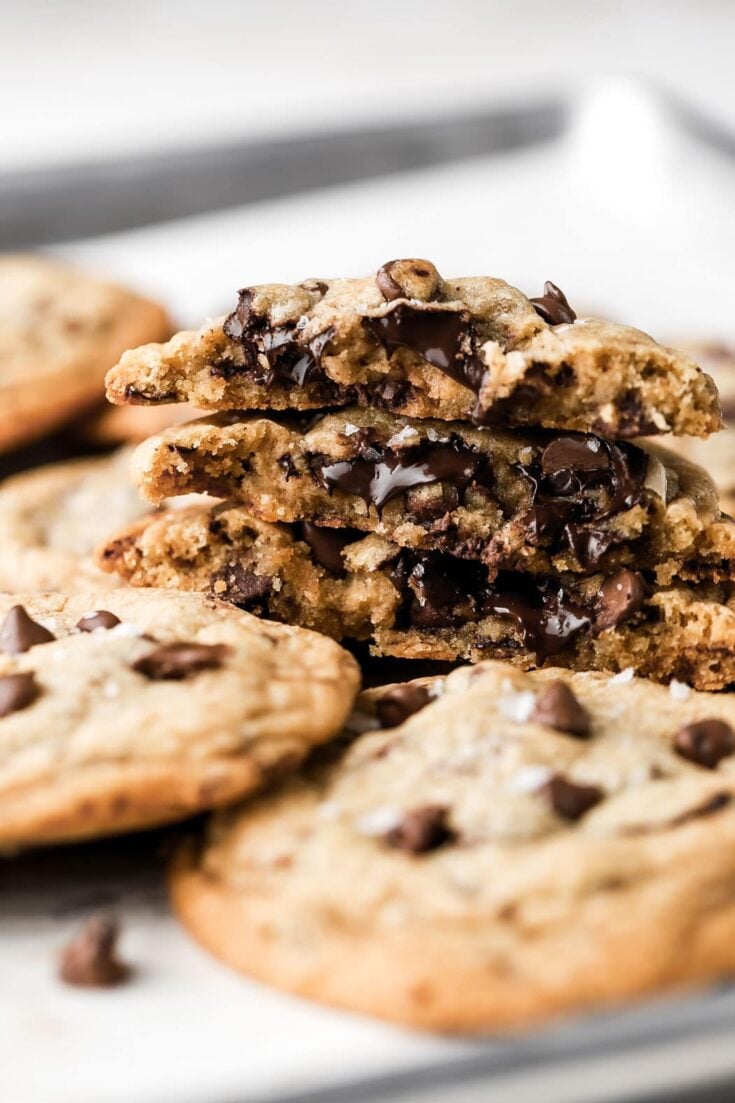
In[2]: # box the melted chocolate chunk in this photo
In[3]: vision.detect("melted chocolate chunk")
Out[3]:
[596,569,646,631]
[224,289,336,390]
[0,605,55,654]
[364,303,485,391]
[532,680,591,737]
[210,564,273,611]
[483,577,591,661]
[376,683,432,728]
[530,281,576,325]
[133,642,231,681]
[59,915,129,988]
[515,433,647,568]
[0,672,38,718]
[301,522,362,575]
[76,611,121,632]
[393,554,485,629]
[544,774,603,820]
[314,439,483,512]
[384,805,455,853]
[375,259,441,302]
[278,453,299,481]
[674,719,735,769]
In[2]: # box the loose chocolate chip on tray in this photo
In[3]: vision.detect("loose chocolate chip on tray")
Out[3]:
[59,915,129,988]
[530,281,577,325]
[376,683,433,728]
[385,805,455,854]
[543,774,603,821]
[0,605,55,654]
[133,642,231,681]
[76,610,122,632]
[596,569,646,631]
[376,259,441,302]
[532,680,591,737]
[674,719,735,769]
[0,672,38,718]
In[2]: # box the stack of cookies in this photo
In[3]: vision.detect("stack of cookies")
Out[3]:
[101,259,735,689]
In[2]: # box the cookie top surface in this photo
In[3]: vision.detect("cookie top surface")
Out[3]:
[0,255,171,450]
[0,589,359,849]
[0,449,152,591]
[105,261,720,438]
[174,661,735,1029]
[128,405,733,584]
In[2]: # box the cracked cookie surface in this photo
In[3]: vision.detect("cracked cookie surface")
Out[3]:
[105,261,720,438]
[97,500,735,690]
[171,660,735,1031]
[130,407,735,584]
[0,589,359,850]
[0,254,171,451]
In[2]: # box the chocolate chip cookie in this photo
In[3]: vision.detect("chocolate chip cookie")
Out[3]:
[0,255,171,452]
[97,500,735,690]
[0,589,359,850]
[170,660,735,1031]
[105,261,720,438]
[129,407,734,584]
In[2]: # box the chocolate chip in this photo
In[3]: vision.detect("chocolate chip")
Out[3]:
[59,915,129,988]
[674,719,735,769]
[376,683,432,728]
[532,680,591,737]
[483,577,591,660]
[543,775,603,820]
[364,303,485,392]
[0,672,38,718]
[123,384,177,403]
[541,435,609,477]
[0,605,55,654]
[301,522,361,575]
[76,611,121,633]
[210,564,272,612]
[384,805,455,853]
[596,569,646,631]
[278,453,299,481]
[530,281,576,325]
[133,642,231,681]
[375,259,441,302]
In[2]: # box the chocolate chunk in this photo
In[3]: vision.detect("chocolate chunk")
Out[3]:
[674,719,735,769]
[301,522,361,575]
[596,569,646,631]
[483,577,591,660]
[59,915,129,988]
[0,605,55,654]
[278,453,299,481]
[133,642,231,681]
[376,683,432,728]
[532,680,591,737]
[76,611,121,632]
[376,259,441,302]
[543,775,603,820]
[564,526,615,569]
[315,440,482,511]
[384,805,455,853]
[0,672,38,718]
[123,384,177,403]
[400,554,480,629]
[530,281,576,325]
[209,564,272,611]
[364,303,485,391]
[541,435,609,477]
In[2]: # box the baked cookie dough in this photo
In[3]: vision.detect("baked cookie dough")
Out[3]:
[0,255,171,451]
[129,407,735,584]
[0,589,359,850]
[105,261,720,438]
[97,500,735,690]
[171,660,735,1031]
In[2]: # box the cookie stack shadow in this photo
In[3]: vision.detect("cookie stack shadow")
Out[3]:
[100,258,735,690]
